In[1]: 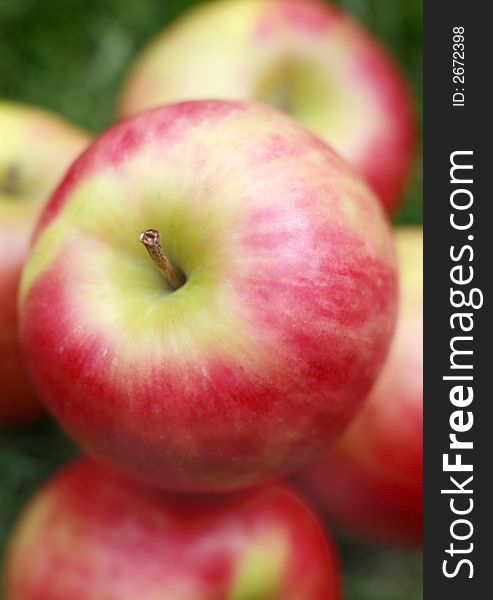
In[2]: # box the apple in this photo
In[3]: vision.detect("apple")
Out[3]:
[300,227,423,547]
[0,102,90,425]
[6,459,341,599]
[118,0,415,214]
[20,100,397,492]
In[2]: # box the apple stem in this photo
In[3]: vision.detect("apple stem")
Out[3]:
[140,229,186,290]
[1,165,21,196]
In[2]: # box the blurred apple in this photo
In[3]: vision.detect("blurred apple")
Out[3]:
[6,459,340,599]
[0,102,90,425]
[20,100,397,492]
[119,0,415,213]
[300,227,423,547]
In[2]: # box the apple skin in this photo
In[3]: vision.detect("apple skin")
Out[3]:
[118,0,415,214]
[20,100,397,492]
[6,459,340,600]
[0,102,91,425]
[300,227,423,547]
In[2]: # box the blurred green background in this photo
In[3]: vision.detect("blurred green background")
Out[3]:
[0,1,422,598]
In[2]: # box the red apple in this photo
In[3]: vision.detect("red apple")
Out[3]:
[0,102,90,425]
[118,0,415,214]
[6,459,340,599]
[300,227,423,547]
[20,100,397,492]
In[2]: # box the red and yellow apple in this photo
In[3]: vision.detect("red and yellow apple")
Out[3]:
[0,102,90,425]
[6,459,340,600]
[20,100,397,492]
[301,227,423,547]
[119,0,415,213]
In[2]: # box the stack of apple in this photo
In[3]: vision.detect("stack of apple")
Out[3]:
[1,1,421,598]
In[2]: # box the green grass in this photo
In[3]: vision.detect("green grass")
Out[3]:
[0,1,423,598]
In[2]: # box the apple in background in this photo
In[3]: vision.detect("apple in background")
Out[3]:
[118,0,415,214]
[0,102,90,425]
[20,100,397,492]
[6,459,341,600]
[300,227,423,547]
